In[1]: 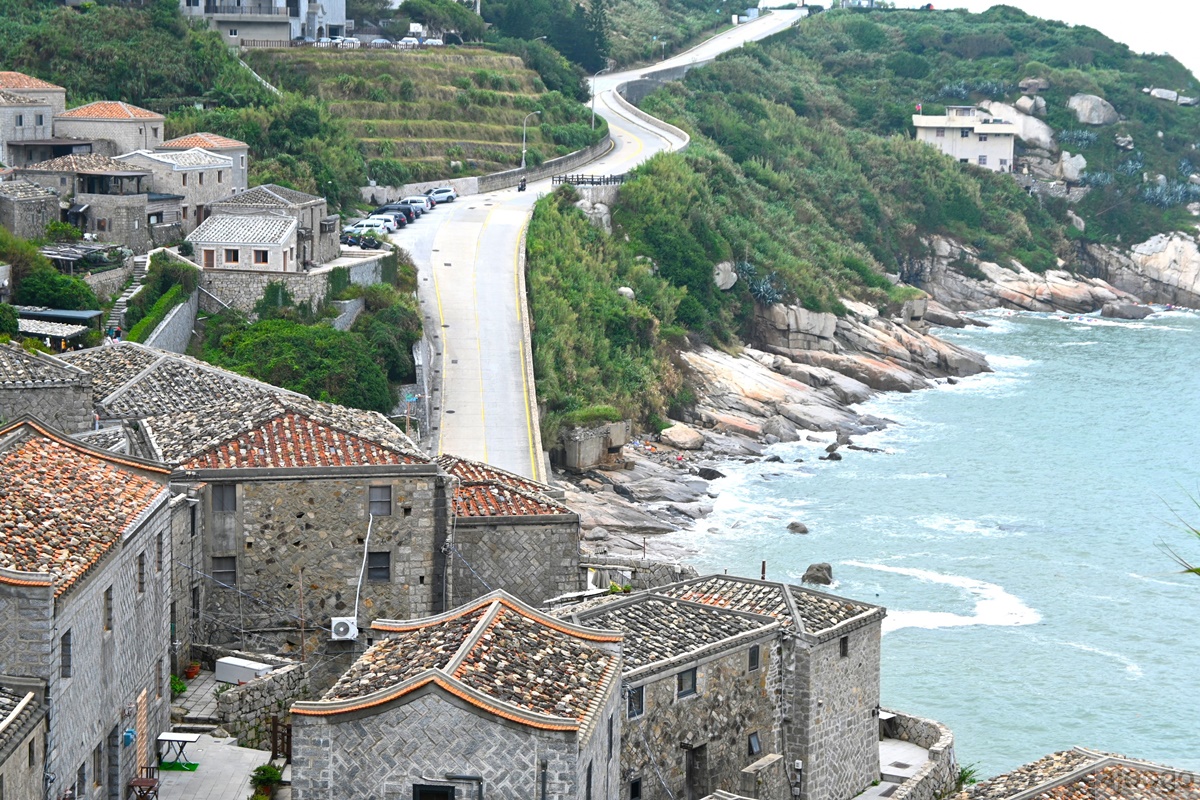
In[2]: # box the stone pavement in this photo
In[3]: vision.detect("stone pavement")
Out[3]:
[175,670,220,723]
[158,734,271,800]
[856,738,931,799]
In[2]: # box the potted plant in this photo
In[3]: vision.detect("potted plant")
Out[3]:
[183,660,201,680]
[250,764,283,799]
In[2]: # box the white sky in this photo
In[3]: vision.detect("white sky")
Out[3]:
[948,1,1200,83]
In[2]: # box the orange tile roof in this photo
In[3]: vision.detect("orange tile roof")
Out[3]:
[58,101,162,121]
[0,71,63,91]
[159,132,248,150]
[0,422,168,597]
[453,481,571,517]
[437,454,550,495]
[1039,765,1200,800]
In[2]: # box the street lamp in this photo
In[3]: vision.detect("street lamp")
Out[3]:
[591,63,612,130]
[521,110,541,170]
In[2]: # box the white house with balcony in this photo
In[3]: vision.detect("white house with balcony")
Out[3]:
[912,105,1017,173]
[179,0,347,42]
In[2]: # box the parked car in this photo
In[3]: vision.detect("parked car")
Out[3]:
[395,202,423,218]
[424,186,457,203]
[424,38,444,46]
[402,195,435,212]
[316,37,334,47]
[370,38,394,48]
[365,214,399,232]
[375,211,408,229]
[293,36,316,44]
[398,37,420,48]
[376,204,416,223]
[346,218,391,236]
[339,37,361,49]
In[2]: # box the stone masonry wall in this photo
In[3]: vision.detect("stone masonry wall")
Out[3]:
[199,254,385,315]
[83,262,134,304]
[329,297,365,331]
[580,555,699,594]
[291,690,587,800]
[886,711,957,800]
[622,635,781,800]
[740,753,788,800]
[143,289,198,354]
[192,645,311,750]
[792,624,882,800]
[447,518,582,608]
[0,194,58,241]
[0,375,93,434]
[0,699,45,800]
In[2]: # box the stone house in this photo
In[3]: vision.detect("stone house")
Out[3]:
[187,213,300,271]
[0,678,48,800]
[0,179,58,241]
[157,131,251,193]
[912,106,1017,173]
[0,89,54,167]
[0,71,67,116]
[954,747,1200,800]
[438,454,583,608]
[0,418,175,800]
[116,148,237,233]
[0,342,93,433]
[53,101,165,157]
[15,153,182,253]
[562,593,787,800]
[290,590,623,800]
[0,73,85,167]
[209,184,340,266]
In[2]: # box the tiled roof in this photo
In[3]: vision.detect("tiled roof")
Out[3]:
[147,397,427,468]
[0,421,168,597]
[0,179,56,200]
[0,89,41,107]
[453,480,571,517]
[957,751,1200,800]
[20,153,148,174]
[60,342,292,420]
[0,685,45,766]
[186,214,296,246]
[159,132,248,150]
[438,454,551,495]
[118,148,232,169]
[72,426,131,455]
[0,343,85,386]
[214,184,322,209]
[58,100,162,120]
[571,595,775,671]
[0,72,63,91]
[312,593,621,731]
[658,574,879,636]
[19,319,89,339]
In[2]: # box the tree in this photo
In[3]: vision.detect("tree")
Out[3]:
[14,267,100,311]
[0,304,18,337]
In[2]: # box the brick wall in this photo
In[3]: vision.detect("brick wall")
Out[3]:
[622,634,781,800]
[447,518,582,608]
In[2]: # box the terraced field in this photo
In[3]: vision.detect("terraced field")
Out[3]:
[244,48,604,184]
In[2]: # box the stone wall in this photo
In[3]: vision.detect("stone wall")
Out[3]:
[0,684,46,800]
[740,753,788,800]
[360,176,480,206]
[0,359,93,433]
[0,193,58,241]
[886,710,957,800]
[329,297,365,331]
[198,252,386,315]
[580,555,698,593]
[477,135,613,194]
[790,623,882,800]
[143,289,198,354]
[291,689,600,800]
[447,518,582,608]
[83,262,134,304]
[193,645,311,750]
[621,634,781,800]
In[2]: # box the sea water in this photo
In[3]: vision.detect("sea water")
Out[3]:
[671,309,1200,778]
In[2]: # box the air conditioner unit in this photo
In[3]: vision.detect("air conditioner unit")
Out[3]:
[331,617,359,641]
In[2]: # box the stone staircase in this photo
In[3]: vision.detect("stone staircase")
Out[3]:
[106,254,149,333]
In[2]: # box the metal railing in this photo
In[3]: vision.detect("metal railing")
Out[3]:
[551,173,628,186]
[205,3,293,14]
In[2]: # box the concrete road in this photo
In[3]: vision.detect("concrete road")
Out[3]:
[397,10,805,480]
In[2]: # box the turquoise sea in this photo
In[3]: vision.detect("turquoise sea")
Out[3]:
[674,309,1200,778]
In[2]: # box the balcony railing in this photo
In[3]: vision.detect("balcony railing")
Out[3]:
[204,3,293,15]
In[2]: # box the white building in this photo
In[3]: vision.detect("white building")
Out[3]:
[912,105,1017,173]
[187,213,299,272]
[115,148,238,234]
[180,0,347,42]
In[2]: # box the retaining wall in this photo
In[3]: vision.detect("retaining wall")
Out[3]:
[194,644,311,751]
[478,135,613,193]
[143,289,198,354]
[580,553,698,591]
[82,262,135,303]
[329,297,365,331]
[610,85,691,151]
[199,253,387,315]
[885,709,957,800]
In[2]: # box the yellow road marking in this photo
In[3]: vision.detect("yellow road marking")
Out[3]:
[512,216,539,482]
[470,205,500,463]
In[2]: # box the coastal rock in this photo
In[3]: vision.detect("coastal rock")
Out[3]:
[1079,232,1200,307]
[713,261,738,290]
[1067,93,1119,125]
[980,101,1055,150]
[623,476,708,504]
[1059,151,1087,182]
[820,451,842,461]
[583,526,609,541]
[660,422,705,450]
[787,521,809,534]
[762,414,801,442]
[697,467,726,480]
[802,563,833,585]
[1100,302,1153,320]
[565,487,679,537]
[1150,87,1179,103]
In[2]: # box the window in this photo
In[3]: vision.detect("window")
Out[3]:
[15,114,23,127]
[240,155,247,168]
[1,773,4,800]
[229,28,238,36]
[192,586,200,619]
[217,171,223,184]
[156,533,163,572]
[585,762,592,800]
[677,667,697,698]
[36,113,44,126]
[368,485,392,516]
[935,127,945,138]
[253,249,269,264]
[137,552,146,594]
[748,644,760,672]
[152,127,158,138]
[960,128,971,138]
[1000,158,1009,167]
[213,484,236,512]
[607,715,613,761]
[93,744,103,787]
[156,658,163,698]
[748,732,762,757]
[76,763,86,797]
[199,172,204,186]
[978,155,988,166]
[367,551,391,582]
[182,206,188,220]
[212,556,237,587]
[978,134,989,142]
[224,248,238,264]
[61,630,72,678]
[28,741,34,767]
[182,173,188,187]
[839,635,849,658]
[103,586,113,631]
[627,685,644,719]
[630,780,642,800]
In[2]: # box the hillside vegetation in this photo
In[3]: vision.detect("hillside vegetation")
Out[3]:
[243,48,606,184]
[528,6,1200,430]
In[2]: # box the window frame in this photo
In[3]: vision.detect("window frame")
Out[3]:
[212,556,237,587]
[224,248,240,265]
[748,644,760,672]
[253,249,269,265]
[213,484,236,512]
[627,685,644,719]
[368,485,393,516]
[978,155,988,166]
[839,635,850,658]
[103,586,113,632]
[137,552,146,594]
[676,667,697,698]
[366,551,391,582]
[748,731,762,757]
[960,127,971,138]
[630,779,642,800]
[60,630,73,679]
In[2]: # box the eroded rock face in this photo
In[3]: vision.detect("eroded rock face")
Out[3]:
[660,422,705,450]
[1067,93,1119,125]
[981,101,1056,150]
[1059,151,1087,182]
[802,563,833,585]
[1100,302,1153,320]
[1080,233,1200,307]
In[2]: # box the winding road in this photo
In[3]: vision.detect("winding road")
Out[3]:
[397,10,805,480]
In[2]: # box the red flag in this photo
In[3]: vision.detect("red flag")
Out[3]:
[916,102,923,112]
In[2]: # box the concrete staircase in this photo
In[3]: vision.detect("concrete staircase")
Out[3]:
[106,255,149,332]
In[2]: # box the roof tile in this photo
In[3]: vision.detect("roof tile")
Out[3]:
[213,184,323,209]
[0,343,83,386]
[0,72,63,91]
[159,132,248,150]
[453,481,571,517]
[20,153,149,174]
[58,101,162,120]
[186,214,296,246]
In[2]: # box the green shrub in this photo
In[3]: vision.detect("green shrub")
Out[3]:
[250,764,283,789]
[170,675,187,697]
[0,304,18,337]
[14,267,100,311]
[43,220,82,243]
[127,283,188,343]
